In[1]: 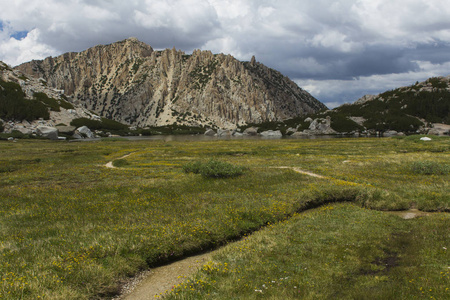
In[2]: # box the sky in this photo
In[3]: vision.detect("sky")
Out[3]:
[1,0,450,108]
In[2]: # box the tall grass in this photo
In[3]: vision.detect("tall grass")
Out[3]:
[183,159,245,178]
[411,160,450,175]
[0,136,448,299]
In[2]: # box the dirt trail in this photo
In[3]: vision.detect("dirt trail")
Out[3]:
[276,166,328,179]
[105,153,136,169]
[116,252,212,300]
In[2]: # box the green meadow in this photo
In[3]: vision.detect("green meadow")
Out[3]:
[0,136,448,299]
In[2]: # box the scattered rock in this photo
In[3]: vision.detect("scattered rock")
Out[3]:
[217,129,231,137]
[427,124,450,136]
[383,130,398,137]
[299,116,337,135]
[75,126,95,139]
[260,130,282,137]
[15,127,32,135]
[204,129,216,136]
[291,131,311,137]
[243,127,259,136]
[36,126,59,140]
[286,127,297,135]
[56,125,76,134]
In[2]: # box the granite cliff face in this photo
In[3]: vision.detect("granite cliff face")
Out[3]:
[1,60,101,137]
[16,38,326,129]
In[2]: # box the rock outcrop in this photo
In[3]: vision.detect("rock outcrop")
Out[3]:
[1,60,102,138]
[294,116,337,135]
[16,38,327,129]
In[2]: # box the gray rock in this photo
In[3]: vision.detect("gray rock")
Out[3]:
[304,117,313,123]
[217,129,231,137]
[56,125,76,134]
[204,129,216,136]
[260,130,282,137]
[15,127,32,135]
[72,132,83,139]
[383,130,398,137]
[76,126,95,139]
[286,127,297,134]
[243,127,259,136]
[304,116,337,135]
[36,126,59,140]
[291,131,311,137]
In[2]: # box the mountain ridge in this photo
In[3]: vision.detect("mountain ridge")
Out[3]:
[15,38,326,129]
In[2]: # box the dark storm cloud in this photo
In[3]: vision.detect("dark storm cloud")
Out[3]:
[0,0,449,106]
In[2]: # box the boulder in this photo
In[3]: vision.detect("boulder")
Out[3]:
[304,116,337,135]
[56,125,76,134]
[420,137,432,141]
[260,130,282,137]
[36,126,59,140]
[383,130,398,137]
[15,127,32,135]
[217,129,231,137]
[243,127,259,136]
[75,126,95,139]
[286,127,297,135]
[291,131,311,137]
[204,129,216,136]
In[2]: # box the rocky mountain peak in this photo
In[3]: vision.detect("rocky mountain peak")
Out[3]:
[16,38,326,129]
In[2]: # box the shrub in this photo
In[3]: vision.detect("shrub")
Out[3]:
[112,159,129,168]
[70,117,128,132]
[0,79,49,121]
[33,92,61,112]
[411,161,450,175]
[182,161,203,174]
[183,159,245,178]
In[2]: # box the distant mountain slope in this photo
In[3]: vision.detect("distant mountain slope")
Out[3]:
[335,76,450,130]
[15,38,326,129]
[302,76,449,135]
[240,76,449,136]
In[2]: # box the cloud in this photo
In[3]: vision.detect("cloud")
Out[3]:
[0,0,449,106]
[0,22,57,66]
[296,60,450,108]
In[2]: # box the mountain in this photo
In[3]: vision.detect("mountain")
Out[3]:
[15,38,326,129]
[330,76,450,133]
[240,76,450,136]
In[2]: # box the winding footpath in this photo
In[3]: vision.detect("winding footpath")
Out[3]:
[104,152,136,169]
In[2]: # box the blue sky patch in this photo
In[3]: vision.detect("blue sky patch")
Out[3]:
[11,30,28,40]
[0,20,28,40]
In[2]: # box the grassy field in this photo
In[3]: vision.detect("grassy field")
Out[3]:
[0,136,448,299]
